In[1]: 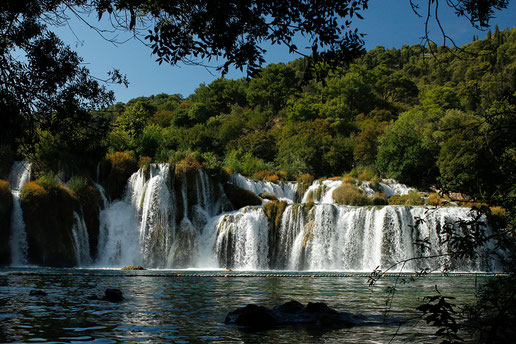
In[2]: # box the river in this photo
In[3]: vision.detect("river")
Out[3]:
[0,268,491,343]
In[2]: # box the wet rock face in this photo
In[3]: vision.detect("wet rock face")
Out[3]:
[20,182,81,267]
[0,180,12,265]
[224,300,365,331]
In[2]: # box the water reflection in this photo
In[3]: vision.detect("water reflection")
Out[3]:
[0,268,487,343]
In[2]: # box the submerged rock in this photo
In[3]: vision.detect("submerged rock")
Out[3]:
[29,290,47,296]
[121,265,146,270]
[102,288,124,302]
[224,300,365,331]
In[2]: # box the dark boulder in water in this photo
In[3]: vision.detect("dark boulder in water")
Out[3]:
[102,288,124,302]
[29,290,47,296]
[225,304,277,330]
[225,300,365,331]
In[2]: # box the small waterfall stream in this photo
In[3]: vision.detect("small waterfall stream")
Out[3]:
[71,212,92,266]
[8,161,31,266]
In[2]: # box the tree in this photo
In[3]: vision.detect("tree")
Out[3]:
[0,0,120,172]
[247,63,300,113]
[376,107,442,186]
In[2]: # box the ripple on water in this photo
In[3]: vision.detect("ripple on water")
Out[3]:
[63,326,107,332]
[0,269,494,343]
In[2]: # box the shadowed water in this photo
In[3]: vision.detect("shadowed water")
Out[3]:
[0,268,489,343]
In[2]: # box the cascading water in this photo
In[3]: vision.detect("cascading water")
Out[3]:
[89,168,504,272]
[71,212,92,266]
[95,164,227,269]
[96,169,145,267]
[213,207,270,270]
[8,161,31,266]
[139,164,175,267]
[301,180,339,204]
[286,204,500,272]
[231,173,297,203]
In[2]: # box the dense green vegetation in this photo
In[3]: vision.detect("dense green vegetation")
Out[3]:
[3,27,514,216]
[83,28,514,204]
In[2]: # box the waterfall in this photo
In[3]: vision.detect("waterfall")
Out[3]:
[139,164,175,268]
[379,179,415,197]
[71,167,506,272]
[92,182,108,208]
[214,207,270,270]
[72,212,92,266]
[94,164,228,269]
[8,161,31,266]
[231,173,297,203]
[276,205,304,269]
[95,168,146,268]
[286,205,501,272]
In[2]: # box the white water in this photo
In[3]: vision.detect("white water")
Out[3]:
[7,164,502,272]
[95,165,226,269]
[231,173,297,203]
[93,170,503,271]
[71,212,92,266]
[213,207,270,270]
[287,205,500,272]
[8,161,31,266]
[301,179,342,204]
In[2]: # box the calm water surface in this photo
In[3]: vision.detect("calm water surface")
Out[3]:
[0,268,490,343]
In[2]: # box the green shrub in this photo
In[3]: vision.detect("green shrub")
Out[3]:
[346,166,377,181]
[138,156,152,170]
[175,153,202,176]
[388,191,425,206]
[332,184,369,206]
[425,192,448,206]
[224,149,273,177]
[37,172,61,192]
[68,176,89,194]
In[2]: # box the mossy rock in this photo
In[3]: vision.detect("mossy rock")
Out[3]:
[223,183,262,210]
[101,152,138,201]
[369,193,388,206]
[173,167,200,222]
[332,184,369,206]
[302,202,315,215]
[263,201,288,268]
[21,181,80,267]
[296,174,314,201]
[0,180,12,265]
[260,192,278,201]
[121,265,146,270]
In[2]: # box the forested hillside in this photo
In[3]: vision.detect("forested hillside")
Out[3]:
[3,27,515,208]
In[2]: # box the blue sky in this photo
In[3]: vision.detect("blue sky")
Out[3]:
[52,0,516,103]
